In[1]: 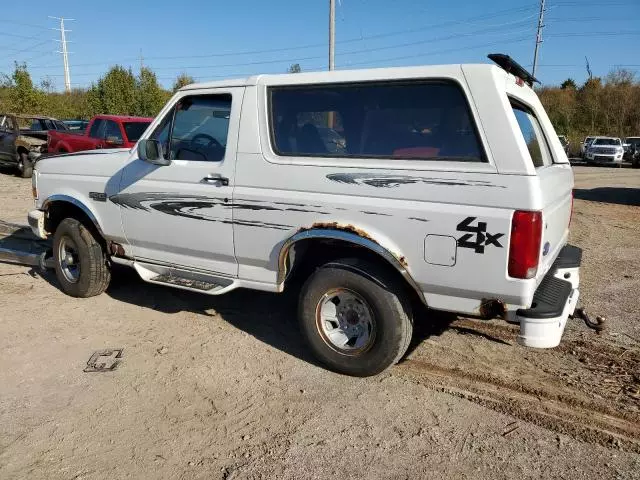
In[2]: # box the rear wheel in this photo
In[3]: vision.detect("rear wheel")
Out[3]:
[298,258,413,377]
[17,152,32,178]
[53,218,111,298]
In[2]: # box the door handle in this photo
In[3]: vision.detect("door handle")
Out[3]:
[200,173,229,186]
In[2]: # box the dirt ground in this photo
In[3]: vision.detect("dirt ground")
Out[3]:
[0,166,639,479]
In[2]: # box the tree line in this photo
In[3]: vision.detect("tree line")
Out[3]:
[0,62,195,120]
[1,62,638,153]
[538,69,640,152]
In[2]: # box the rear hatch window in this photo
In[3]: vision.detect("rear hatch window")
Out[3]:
[510,102,553,168]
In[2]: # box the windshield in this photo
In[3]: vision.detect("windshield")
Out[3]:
[123,122,151,142]
[593,138,621,146]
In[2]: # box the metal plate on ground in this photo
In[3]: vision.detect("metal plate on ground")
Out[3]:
[84,349,124,372]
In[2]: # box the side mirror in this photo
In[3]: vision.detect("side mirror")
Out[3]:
[138,139,171,166]
[105,136,124,147]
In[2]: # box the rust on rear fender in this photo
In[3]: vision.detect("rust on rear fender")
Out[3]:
[279,222,424,304]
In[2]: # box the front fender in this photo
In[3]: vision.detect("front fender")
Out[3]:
[42,194,105,237]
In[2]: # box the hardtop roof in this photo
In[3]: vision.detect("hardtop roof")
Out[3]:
[179,63,503,91]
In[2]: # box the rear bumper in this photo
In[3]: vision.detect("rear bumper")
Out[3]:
[514,244,581,348]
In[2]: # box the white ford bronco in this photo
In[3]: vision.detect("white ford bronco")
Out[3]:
[28,54,581,376]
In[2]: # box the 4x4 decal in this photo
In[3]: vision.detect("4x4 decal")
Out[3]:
[457,217,504,254]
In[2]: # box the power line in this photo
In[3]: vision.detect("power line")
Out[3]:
[28,21,536,77]
[0,19,50,30]
[22,5,538,70]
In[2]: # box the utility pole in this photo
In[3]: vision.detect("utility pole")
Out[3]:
[532,0,546,78]
[50,16,74,93]
[329,0,335,71]
[328,0,336,128]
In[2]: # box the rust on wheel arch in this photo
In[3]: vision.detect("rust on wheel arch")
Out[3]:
[278,222,425,304]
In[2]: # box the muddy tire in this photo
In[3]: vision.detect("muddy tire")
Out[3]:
[298,258,413,377]
[53,218,111,298]
[17,152,32,178]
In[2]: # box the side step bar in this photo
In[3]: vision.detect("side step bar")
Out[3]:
[0,247,54,270]
[150,274,219,291]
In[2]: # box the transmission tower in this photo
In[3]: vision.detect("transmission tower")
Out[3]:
[50,16,74,92]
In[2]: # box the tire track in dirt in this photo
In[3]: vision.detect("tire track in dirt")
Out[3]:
[395,319,640,453]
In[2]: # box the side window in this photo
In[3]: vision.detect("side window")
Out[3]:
[151,94,232,162]
[269,81,484,162]
[511,102,553,168]
[105,120,123,142]
[89,119,104,138]
[55,121,68,130]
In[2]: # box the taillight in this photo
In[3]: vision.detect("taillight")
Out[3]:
[508,210,542,279]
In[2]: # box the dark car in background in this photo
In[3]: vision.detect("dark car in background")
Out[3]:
[63,119,90,132]
[0,114,67,177]
[623,137,640,161]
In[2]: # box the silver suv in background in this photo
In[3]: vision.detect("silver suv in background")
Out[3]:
[585,137,624,165]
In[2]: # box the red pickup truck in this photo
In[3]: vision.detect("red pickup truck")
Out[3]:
[48,115,153,153]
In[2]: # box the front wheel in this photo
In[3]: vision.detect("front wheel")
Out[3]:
[17,152,32,178]
[298,258,413,377]
[53,218,111,298]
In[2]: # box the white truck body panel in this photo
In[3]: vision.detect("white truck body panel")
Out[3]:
[32,62,575,318]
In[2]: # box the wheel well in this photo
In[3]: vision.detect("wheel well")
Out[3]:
[284,237,424,307]
[45,201,106,248]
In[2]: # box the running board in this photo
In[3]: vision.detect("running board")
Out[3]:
[133,261,237,295]
[150,274,219,291]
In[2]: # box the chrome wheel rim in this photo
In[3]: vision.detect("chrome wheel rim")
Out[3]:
[315,288,376,355]
[58,236,80,283]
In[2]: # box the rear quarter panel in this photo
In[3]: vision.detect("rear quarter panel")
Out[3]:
[233,73,551,314]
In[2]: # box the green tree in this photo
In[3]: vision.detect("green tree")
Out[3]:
[560,78,577,90]
[6,62,45,114]
[172,73,195,92]
[90,66,137,115]
[288,63,302,73]
[578,77,603,134]
[136,67,168,117]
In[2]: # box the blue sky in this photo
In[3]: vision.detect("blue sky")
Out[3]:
[1,0,639,91]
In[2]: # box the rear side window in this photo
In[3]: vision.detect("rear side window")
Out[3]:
[123,122,151,142]
[511,102,553,168]
[269,81,485,162]
[89,119,104,138]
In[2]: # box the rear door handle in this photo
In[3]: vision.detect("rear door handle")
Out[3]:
[201,173,229,186]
